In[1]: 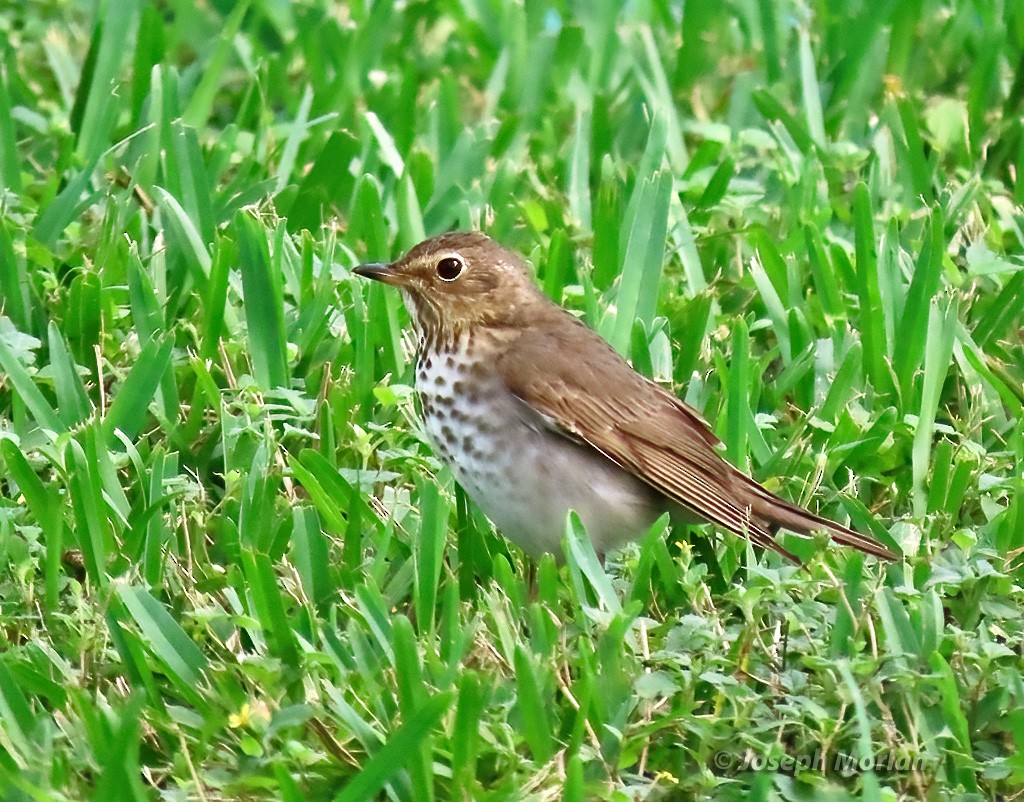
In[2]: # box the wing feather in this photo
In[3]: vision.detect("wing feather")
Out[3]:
[497,319,894,561]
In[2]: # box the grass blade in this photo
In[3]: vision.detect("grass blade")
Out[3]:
[513,645,555,763]
[798,26,825,146]
[31,159,101,250]
[241,550,301,670]
[894,207,944,397]
[47,321,91,427]
[292,505,333,612]
[0,660,36,760]
[725,317,750,467]
[0,327,64,433]
[274,83,314,195]
[607,169,671,354]
[415,478,448,636]
[912,297,958,517]
[235,211,289,390]
[181,1,250,128]
[68,430,112,587]
[0,62,19,192]
[333,691,454,802]
[0,439,64,610]
[73,0,139,162]
[928,652,979,792]
[103,336,173,443]
[452,671,483,797]
[287,130,360,233]
[117,585,208,691]
[852,182,889,394]
[0,222,30,331]
[153,185,212,279]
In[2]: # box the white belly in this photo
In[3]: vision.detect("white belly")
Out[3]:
[416,338,662,558]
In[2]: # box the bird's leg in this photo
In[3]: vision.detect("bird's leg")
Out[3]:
[526,560,538,601]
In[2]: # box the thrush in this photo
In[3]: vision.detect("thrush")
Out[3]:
[354,232,898,563]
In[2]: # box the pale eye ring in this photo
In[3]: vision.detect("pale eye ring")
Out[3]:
[436,256,463,281]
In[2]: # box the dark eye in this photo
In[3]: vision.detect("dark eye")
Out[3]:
[436,256,463,281]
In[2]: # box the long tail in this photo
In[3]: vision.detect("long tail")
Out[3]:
[747,482,899,562]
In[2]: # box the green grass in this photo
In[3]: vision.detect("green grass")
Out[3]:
[1,1,1023,799]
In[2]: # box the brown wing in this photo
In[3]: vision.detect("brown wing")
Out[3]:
[497,315,897,561]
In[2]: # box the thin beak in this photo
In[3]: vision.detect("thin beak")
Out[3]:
[352,262,400,285]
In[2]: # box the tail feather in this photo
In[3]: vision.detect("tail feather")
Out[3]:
[749,485,899,562]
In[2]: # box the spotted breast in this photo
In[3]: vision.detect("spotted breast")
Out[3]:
[414,328,665,558]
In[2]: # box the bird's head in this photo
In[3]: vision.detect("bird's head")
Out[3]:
[353,232,543,340]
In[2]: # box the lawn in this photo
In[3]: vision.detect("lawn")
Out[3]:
[0,1,1022,800]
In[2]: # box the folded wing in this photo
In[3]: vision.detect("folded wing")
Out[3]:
[497,319,897,562]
